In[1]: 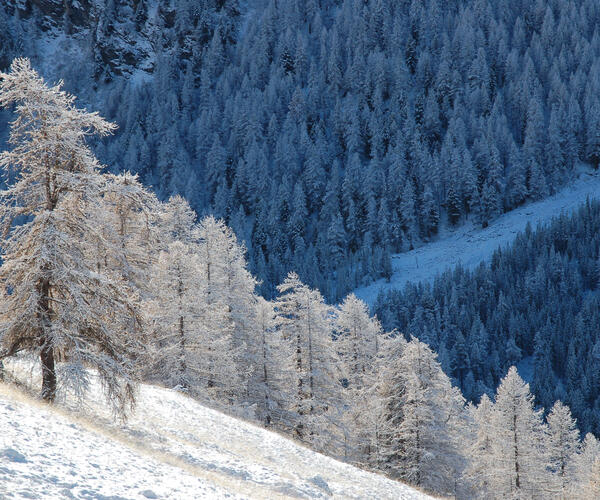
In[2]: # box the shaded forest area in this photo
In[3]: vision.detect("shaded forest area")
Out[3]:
[376,199,600,436]
[4,0,600,301]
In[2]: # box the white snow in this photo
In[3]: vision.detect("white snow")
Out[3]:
[355,168,600,305]
[0,362,429,500]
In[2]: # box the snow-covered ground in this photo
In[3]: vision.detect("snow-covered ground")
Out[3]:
[355,168,600,305]
[0,362,429,500]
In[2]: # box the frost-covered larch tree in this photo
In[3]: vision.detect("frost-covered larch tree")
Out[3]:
[546,401,580,498]
[159,194,197,247]
[489,366,549,498]
[463,394,499,499]
[97,172,159,367]
[0,58,140,413]
[98,172,159,290]
[377,337,466,495]
[573,433,600,499]
[197,215,258,402]
[335,294,381,388]
[252,296,292,426]
[147,201,241,400]
[147,240,206,389]
[274,272,342,447]
[334,293,383,463]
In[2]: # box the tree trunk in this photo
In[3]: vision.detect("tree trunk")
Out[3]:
[39,277,56,402]
[177,268,187,388]
[514,412,520,490]
[40,342,56,401]
[179,315,187,387]
[296,329,304,439]
[262,328,271,426]
[40,163,57,402]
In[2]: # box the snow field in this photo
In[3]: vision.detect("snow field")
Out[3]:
[0,361,429,499]
[355,168,600,305]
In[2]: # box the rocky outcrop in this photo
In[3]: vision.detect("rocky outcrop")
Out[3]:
[2,1,237,79]
[6,0,95,31]
[3,1,166,77]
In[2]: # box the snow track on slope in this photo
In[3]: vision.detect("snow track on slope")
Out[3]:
[0,365,428,499]
[355,169,600,305]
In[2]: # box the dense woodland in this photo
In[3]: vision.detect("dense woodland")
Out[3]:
[0,59,599,498]
[4,0,600,301]
[374,200,600,438]
[2,1,600,496]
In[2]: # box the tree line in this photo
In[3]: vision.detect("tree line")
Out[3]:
[375,198,600,441]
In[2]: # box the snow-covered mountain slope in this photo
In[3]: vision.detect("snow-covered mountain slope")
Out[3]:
[0,368,429,499]
[355,168,600,306]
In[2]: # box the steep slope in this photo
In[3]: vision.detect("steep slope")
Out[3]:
[355,167,600,305]
[5,0,600,304]
[0,367,429,499]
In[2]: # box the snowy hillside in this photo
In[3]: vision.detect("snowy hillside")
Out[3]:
[0,365,429,500]
[355,168,600,305]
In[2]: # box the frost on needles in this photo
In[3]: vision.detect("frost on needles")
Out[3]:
[0,58,599,498]
[0,58,140,414]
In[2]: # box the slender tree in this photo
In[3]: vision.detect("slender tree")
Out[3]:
[274,272,342,447]
[463,395,497,499]
[546,401,580,498]
[490,367,549,497]
[378,337,466,495]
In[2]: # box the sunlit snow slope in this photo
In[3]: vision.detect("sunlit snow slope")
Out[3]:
[0,370,428,500]
[355,168,600,305]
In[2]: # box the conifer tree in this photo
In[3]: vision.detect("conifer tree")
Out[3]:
[146,240,213,390]
[0,58,139,413]
[490,367,549,497]
[274,272,342,447]
[463,395,496,499]
[251,296,292,426]
[586,98,600,169]
[546,400,580,498]
[378,337,465,494]
[573,433,600,499]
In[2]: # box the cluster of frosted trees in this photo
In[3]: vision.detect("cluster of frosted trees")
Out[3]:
[87,0,600,303]
[1,59,598,498]
[464,367,600,499]
[7,0,600,303]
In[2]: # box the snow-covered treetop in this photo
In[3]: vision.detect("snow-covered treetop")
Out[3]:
[0,58,117,224]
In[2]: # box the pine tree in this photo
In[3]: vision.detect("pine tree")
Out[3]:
[0,58,139,413]
[335,294,381,390]
[378,337,465,494]
[251,296,292,426]
[98,172,160,372]
[580,458,600,500]
[463,395,496,499]
[400,181,417,249]
[573,433,600,499]
[196,215,252,401]
[147,240,217,390]
[274,272,342,448]
[420,185,439,238]
[586,98,600,169]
